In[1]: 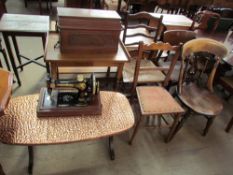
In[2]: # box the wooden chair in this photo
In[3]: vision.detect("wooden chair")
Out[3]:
[175,38,228,136]
[191,10,221,33]
[122,41,181,95]
[122,11,164,56]
[158,30,196,87]
[129,86,184,143]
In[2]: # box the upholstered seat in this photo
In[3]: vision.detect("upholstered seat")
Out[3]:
[137,86,184,115]
[129,86,184,143]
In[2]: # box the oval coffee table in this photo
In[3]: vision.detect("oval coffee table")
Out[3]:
[0,91,134,174]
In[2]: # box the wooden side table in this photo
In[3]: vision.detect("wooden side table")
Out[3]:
[0,91,134,174]
[149,13,194,30]
[0,14,50,86]
[45,34,130,88]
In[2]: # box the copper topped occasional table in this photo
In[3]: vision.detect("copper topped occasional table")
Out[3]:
[0,90,134,174]
[45,34,130,88]
[0,14,50,86]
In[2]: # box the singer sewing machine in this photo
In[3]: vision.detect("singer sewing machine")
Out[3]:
[37,73,102,117]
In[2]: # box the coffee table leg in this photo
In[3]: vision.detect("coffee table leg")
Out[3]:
[109,136,115,160]
[28,146,33,175]
[0,163,6,175]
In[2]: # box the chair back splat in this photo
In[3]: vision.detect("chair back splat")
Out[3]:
[180,38,228,93]
[122,11,163,48]
[123,41,181,94]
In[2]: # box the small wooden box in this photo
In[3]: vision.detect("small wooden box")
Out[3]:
[37,88,102,117]
[57,7,122,53]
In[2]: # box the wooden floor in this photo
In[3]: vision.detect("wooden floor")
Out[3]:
[0,1,233,175]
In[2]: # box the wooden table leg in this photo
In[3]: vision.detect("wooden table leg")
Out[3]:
[0,163,6,175]
[42,34,50,74]
[109,136,115,160]
[115,64,123,90]
[11,36,23,71]
[28,146,33,175]
[2,33,21,86]
[47,63,58,88]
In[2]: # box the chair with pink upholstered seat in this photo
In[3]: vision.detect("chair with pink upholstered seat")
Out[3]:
[129,85,184,144]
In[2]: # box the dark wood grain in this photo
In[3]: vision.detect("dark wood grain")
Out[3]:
[57,8,121,53]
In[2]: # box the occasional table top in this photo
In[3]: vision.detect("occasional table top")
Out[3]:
[0,14,50,33]
[45,34,130,64]
[150,13,193,28]
[0,91,134,145]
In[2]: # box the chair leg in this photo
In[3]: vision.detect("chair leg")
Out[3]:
[129,115,143,145]
[169,111,191,141]
[225,116,233,133]
[203,116,215,136]
[166,114,180,143]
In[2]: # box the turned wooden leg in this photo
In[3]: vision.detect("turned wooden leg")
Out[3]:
[203,116,215,136]
[225,116,233,133]
[129,115,143,145]
[28,146,34,175]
